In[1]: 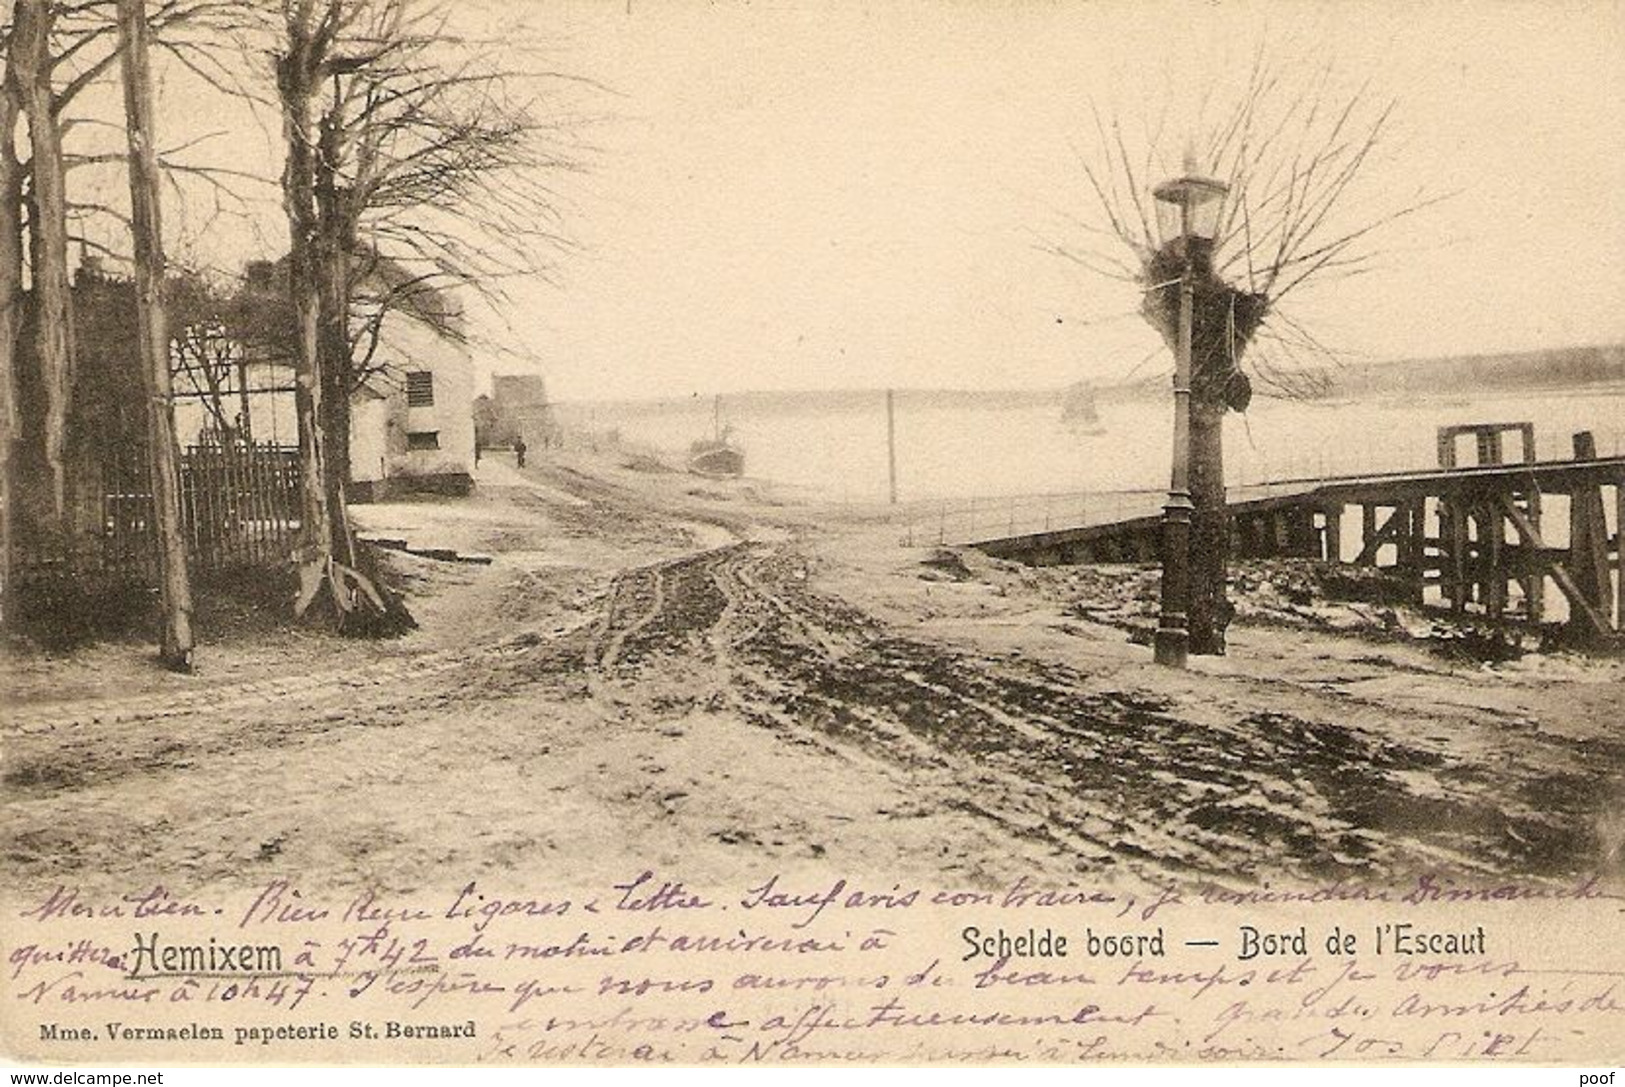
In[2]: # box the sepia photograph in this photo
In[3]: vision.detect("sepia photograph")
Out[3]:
[1,0,1622,1074]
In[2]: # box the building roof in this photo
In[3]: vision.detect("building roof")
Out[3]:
[244,244,467,341]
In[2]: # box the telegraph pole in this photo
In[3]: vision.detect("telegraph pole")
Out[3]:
[886,388,898,505]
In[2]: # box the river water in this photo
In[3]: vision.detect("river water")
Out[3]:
[566,384,1625,505]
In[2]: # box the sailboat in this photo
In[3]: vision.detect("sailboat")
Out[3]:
[1060,380,1106,434]
[687,395,745,478]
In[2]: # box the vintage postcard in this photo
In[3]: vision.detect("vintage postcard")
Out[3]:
[2,0,1623,1073]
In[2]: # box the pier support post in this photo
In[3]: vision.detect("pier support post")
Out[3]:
[1615,475,1624,632]
[1522,492,1544,624]
[1324,505,1343,563]
[1570,433,1611,631]
[1405,498,1427,605]
[1479,496,1504,620]
[1446,498,1469,613]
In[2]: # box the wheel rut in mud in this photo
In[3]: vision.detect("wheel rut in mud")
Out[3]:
[7,536,1617,887]
[586,542,1622,884]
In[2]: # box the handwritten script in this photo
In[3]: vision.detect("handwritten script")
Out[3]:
[4,872,1622,1064]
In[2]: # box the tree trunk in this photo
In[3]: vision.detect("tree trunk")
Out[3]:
[275,6,403,633]
[1188,399,1229,655]
[117,0,194,670]
[318,262,352,492]
[12,0,75,536]
[315,102,356,534]
[277,37,334,579]
[235,356,252,442]
[201,361,228,436]
[0,85,21,624]
[316,232,354,565]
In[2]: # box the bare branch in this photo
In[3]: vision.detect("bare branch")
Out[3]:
[1066,47,1449,396]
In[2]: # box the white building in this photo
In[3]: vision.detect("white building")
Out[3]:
[347,277,476,502]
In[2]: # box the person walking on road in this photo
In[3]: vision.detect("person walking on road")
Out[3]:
[514,436,527,469]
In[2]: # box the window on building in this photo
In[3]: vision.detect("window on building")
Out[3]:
[406,431,440,451]
[406,371,435,407]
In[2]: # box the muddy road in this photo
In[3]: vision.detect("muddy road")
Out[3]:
[579,541,1625,885]
[4,461,1622,895]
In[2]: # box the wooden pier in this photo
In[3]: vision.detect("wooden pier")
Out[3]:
[973,425,1625,643]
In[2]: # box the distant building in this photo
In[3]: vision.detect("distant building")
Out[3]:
[489,373,557,450]
[473,394,502,447]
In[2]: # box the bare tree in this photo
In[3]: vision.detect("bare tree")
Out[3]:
[275,0,358,624]
[168,272,251,439]
[311,0,577,486]
[0,0,577,630]
[0,8,20,621]
[0,0,254,622]
[116,0,193,669]
[10,0,77,537]
[1055,52,1448,654]
[272,0,577,629]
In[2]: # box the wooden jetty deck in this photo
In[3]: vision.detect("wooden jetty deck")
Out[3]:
[972,427,1625,642]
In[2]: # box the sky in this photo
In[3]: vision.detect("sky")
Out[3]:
[141,0,1625,402]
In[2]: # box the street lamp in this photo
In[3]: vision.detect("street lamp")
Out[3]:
[1151,163,1228,668]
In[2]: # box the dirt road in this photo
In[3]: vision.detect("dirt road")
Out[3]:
[574,534,1625,885]
[3,455,1623,897]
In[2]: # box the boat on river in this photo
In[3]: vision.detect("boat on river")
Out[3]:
[1060,380,1106,435]
[688,396,745,478]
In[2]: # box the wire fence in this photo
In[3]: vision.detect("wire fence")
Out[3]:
[898,480,1327,547]
[895,420,1625,550]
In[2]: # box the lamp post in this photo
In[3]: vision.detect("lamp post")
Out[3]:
[1150,164,1228,668]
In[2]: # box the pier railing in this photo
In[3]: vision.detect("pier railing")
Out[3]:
[900,481,1322,548]
[941,440,1625,644]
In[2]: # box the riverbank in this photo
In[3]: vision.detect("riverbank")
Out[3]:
[3,445,1622,900]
